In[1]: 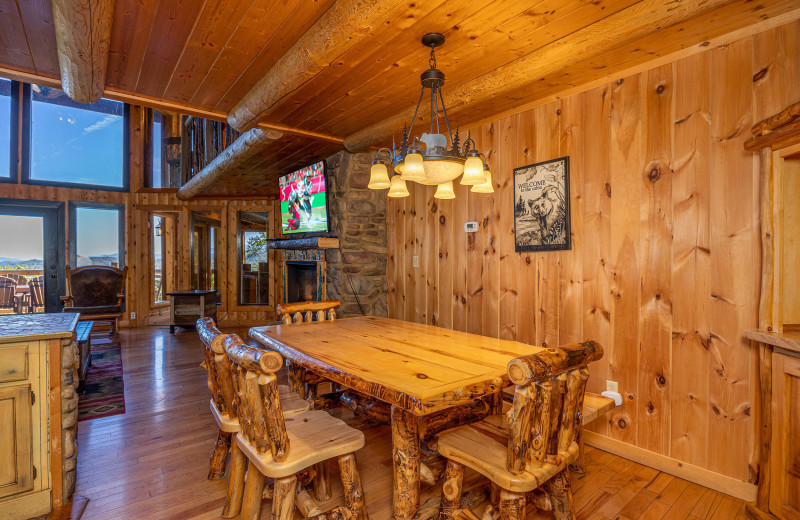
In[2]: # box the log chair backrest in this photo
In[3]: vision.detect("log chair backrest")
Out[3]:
[277,300,341,325]
[3,273,27,285]
[223,333,290,462]
[196,317,237,421]
[505,340,604,475]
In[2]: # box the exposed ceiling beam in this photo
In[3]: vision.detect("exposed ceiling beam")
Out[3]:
[51,0,116,103]
[176,128,284,201]
[0,64,344,145]
[342,0,764,152]
[227,0,409,132]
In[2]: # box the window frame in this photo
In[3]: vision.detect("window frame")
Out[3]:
[0,79,20,184]
[21,85,130,192]
[68,201,126,270]
[234,207,274,308]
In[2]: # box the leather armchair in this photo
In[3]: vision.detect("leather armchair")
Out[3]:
[62,265,128,336]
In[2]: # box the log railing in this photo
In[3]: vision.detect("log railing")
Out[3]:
[182,116,241,185]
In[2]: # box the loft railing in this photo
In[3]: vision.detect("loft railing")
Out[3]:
[182,116,240,184]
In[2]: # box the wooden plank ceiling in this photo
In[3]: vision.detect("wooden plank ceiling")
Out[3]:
[1,0,798,197]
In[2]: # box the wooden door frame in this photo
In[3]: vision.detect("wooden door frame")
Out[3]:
[0,198,66,313]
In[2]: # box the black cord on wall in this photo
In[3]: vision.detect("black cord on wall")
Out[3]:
[338,243,366,316]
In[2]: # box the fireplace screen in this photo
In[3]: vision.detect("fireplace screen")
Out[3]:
[286,262,318,303]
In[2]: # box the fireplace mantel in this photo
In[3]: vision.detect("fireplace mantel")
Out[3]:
[268,237,339,250]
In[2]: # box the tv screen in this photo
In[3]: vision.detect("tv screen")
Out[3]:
[279,161,329,235]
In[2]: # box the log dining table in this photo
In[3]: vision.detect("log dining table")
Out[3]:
[249,316,543,520]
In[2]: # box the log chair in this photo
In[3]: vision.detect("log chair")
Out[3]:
[436,340,604,520]
[197,318,311,517]
[223,333,369,520]
[277,300,341,401]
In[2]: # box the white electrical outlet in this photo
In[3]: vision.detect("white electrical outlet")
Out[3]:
[606,380,619,393]
[412,256,419,268]
[130,312,137,320]
[464,221,479,232]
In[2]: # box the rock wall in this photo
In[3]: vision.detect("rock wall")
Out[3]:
[60,336,79,500]
[325,151,388,317]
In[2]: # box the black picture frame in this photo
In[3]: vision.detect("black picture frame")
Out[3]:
[513,156,571,252]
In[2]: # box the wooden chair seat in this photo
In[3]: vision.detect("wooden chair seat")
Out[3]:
[438,415,579,493]
[236,409,365,479]
[210,384,311,433]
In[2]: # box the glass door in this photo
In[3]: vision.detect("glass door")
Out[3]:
[0,200,66,313]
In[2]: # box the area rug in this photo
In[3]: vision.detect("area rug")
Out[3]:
[78,338,126,421]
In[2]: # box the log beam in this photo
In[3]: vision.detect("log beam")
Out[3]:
[227,0,409,131]
[175,128,283,201]
[52,0,115,104]
[343,0,766,152]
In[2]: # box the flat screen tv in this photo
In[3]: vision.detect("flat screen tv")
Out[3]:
[278,161,329,235]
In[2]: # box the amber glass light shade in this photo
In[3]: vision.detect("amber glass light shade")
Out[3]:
[388,175,410,198]
[434,180,456,199]
[401,152,426,182]
[368,162,391,189]
[460,155,485,185]
[471,167,494,193]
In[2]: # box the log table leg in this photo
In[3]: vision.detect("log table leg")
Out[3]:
[209,430,232,480]
[314,460,332,501]
[392,405,421,520]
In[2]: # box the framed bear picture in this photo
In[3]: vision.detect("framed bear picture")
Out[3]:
[513,156,571,252]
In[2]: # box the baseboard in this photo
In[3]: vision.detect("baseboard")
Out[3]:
[583,431,757,502]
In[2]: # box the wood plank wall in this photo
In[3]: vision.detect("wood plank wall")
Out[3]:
[0,104,280,328]
[386,22,800,482]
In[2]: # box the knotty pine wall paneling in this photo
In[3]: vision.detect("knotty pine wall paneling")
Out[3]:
[385,21,800,483]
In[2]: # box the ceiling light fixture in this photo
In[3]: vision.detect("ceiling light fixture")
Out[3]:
[367,33,494,199]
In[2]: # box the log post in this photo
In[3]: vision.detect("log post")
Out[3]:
[175,128,283,200]
[338,453,369,520]
[240,466,267,520]
[208,430,232,480]
[296,489,323,518]
[438,461,463,520]
[392,405,421,520]
[222,439,247,518]
[314,460,332,501]
[498,490,526,520]
[543,470,574,520]
[273,475,299,520]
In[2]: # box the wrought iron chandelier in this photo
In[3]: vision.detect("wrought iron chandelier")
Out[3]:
[367,33,493,199]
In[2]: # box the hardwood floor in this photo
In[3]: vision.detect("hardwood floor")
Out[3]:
[73,327,747,520]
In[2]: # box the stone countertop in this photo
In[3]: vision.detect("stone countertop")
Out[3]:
[0,313,79,343]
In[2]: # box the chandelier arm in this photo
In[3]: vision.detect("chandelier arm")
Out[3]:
[374,147,394,162]
[437,86,454,148]
[407,86,426,146]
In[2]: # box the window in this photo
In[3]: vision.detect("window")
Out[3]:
[0,78,11,179]
[190,211,221,292]
[152,118,162,188]
[238,211,269,305]
[29,85,126,189]
[69,203,124,268]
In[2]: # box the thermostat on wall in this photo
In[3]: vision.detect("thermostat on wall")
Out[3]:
[464,221,479,232]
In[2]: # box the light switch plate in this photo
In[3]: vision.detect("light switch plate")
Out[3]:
[130,312,137,320]
[412,256,419,268]
[465,221,479,232]
[606,380,619,393]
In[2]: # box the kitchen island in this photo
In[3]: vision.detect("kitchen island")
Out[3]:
[0,313,79,519]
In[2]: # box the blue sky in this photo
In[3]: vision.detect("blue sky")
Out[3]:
[31,87,123,187]
[1,79,10,178]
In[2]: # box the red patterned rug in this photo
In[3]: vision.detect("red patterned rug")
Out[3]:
[78,338,125,421]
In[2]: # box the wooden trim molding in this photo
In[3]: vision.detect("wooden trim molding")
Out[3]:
[583,431,758,502]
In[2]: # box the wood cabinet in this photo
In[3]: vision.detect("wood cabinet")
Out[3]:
[0,314,79,519]
[771,352,800,520]
[0,384,33,499]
